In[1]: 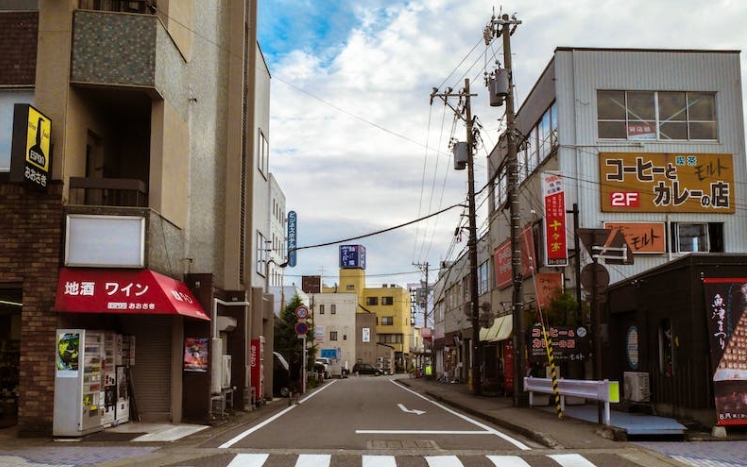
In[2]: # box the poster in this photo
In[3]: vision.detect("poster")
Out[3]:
[183,337,208,372]
[704,278,747,426]
[56,332,80,375]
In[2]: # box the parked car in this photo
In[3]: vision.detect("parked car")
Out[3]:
[315,357,331,379]
[273,352,291,397]
[352,362,382,376]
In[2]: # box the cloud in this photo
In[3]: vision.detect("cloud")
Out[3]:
[260,0,747,288]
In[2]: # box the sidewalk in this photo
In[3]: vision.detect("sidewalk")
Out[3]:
[395,376,747,448]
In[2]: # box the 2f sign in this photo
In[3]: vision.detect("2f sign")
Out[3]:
[610,192,640,208]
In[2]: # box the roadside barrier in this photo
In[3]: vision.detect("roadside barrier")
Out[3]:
[524,377,620,426]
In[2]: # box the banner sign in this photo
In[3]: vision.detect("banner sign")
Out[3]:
[10,104,52,191]
[600,152,735,213]
[542,171,568,267]
[704,278,747,426]
[287,211,297,267]
[603,222,666,254]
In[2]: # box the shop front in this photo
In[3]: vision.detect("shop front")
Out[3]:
[53,267,211,436]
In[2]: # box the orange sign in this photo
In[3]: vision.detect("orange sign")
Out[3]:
[535,273,563,309]
[599,152,735,213]
[603,222,666,254]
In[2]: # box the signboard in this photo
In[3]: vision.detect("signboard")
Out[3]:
[295,306,309,320]
[287,211,297,267]
[600,152,735,213]
[494,226,535,290]
[542,171,568,266]
[703,278,747,426]
[294,321,308,336]
[527,325,591,362]
[10,104,52,191]
[535,273,563,309]
[340,244,366,269]
[603,222,666,254]
[183,337,208,372]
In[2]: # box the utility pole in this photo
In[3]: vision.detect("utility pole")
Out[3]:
[486,13,524,406]
[430,80,482,395]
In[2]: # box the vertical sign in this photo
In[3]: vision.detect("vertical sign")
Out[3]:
[287,211,297,267]
[703,278,747,426]
[542,171,568,267]
[10,104,52,191]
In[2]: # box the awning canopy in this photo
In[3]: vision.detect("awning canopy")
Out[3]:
[55,268,210,321]
[479,315,513,342]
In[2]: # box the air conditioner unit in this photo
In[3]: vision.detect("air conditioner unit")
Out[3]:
[623,371,650,402]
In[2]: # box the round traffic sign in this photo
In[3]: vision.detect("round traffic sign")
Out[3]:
[295,306,309,319]
[295,321,309,336]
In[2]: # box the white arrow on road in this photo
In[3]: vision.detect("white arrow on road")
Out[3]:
[398,403,425,415]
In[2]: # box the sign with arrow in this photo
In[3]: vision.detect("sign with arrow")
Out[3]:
[397,403,425,415]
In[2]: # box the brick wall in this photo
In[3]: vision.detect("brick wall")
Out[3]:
[0,182,63,436]
[0,11,38,86]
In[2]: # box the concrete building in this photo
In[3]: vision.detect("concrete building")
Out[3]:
[308,292,357,374]
[0,0,277,436]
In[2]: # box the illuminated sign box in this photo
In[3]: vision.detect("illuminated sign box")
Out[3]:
[10,104,53,191]
[339,244,366,269]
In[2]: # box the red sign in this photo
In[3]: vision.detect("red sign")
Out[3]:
[295,306,309,319]
[250,338,264,401]
[54,268,210,320]
[542,171,568,267]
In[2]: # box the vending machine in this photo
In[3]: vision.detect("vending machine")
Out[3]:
[53,329,105,437]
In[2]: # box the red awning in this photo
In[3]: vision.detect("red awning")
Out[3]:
[55,268,210,321]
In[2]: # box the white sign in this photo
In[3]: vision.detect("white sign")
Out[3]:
[362,327,370,343]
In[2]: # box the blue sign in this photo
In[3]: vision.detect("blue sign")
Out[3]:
[295,321,308,336]
[339,244,366,269]
[287,211,297,267]
[320,348,338,359]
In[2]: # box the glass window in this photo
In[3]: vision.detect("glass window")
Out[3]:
[477,260,490,295]
[382,317,394,326]
[330,331,338,341]
[319,304,325,314]
[366,297,378,306]
[599,90,717,141]
[672,223,708,253]
[382,296,394,306]
[331,304,336,314]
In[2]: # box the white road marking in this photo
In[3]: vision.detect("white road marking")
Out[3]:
[391,380,532,450]
[425,455,465,466]
[398,403,426,414]
[487,455,532,467]
[218,380,336,448]
[548,453,599,467]
[363,455,397,467]
[295,454,331,467]
[356,429,488,434]
[226,453,268,467]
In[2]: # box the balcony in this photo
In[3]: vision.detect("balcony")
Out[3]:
[68,177,148,208]
[70,3,185,97]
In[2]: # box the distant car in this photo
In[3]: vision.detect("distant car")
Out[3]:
[273,352,291,397]
[352,363,381,376]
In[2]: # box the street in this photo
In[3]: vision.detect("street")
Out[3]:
[168,376,674,467]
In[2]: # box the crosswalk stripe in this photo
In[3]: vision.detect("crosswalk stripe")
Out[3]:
[486,455,532,467]
[227,453,269,467]
[548,453,598,467]
[296,454,331,467]
[425,455,464,467]
[363,455,397,467]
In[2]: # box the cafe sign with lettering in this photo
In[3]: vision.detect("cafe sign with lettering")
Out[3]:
[599,152,734,213]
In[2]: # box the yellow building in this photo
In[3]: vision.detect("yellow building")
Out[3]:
[320,246,413,373]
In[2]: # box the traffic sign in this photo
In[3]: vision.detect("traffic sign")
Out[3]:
[295,306,309,320]
[295,321,309,336]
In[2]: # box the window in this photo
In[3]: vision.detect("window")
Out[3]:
[366,297,378,306]
[330,331,338,341]
[597,90,717,141]
[331,304,336,314]
[258,130,269,178]
[382,296,394,306]
[671,222,723,253]
[381,316,394,325]
[477,260,490,295]
[319,304,325,314]
[377,333,403,344]
[256,232,267,274]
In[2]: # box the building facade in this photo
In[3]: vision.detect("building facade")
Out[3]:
[437,47,746,426]
[0,0,277,436]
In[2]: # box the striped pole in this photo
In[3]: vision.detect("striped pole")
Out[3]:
[540,323,563,419]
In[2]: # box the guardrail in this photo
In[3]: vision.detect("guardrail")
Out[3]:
[524,377,620,425]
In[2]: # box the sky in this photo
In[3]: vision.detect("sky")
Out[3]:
[257,0,747,291]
